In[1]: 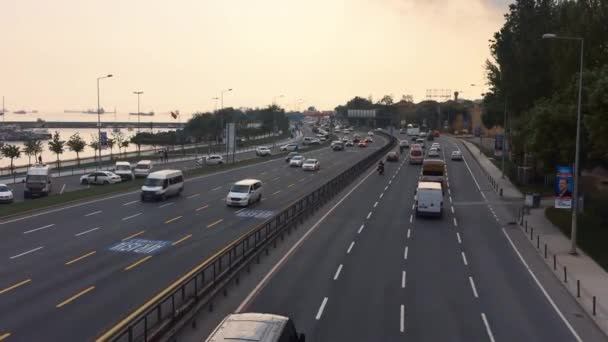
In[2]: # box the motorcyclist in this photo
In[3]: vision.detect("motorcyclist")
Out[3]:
[377,160,385,174]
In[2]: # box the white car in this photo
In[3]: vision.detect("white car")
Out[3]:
[255,146,272,156]
[197,154,224,166]
[280,143,299,151]
[427,148,440,158]
[431,143,441,151]
[368,131,375,136]
[80,171,122,185]
[0,184,14,203]
[289,155,305,167]
[451,150,463,161]
[399,140,410,148]
[302,159,320,171]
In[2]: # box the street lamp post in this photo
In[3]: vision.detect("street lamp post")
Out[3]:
[272,95,285,150]
[542,33,584,255]
[97,74,113,168]
[220,88,233,158]
[133,91,143,155]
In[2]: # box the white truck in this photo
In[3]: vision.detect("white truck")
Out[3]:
[406,123,420,137]
[24,164,52,198]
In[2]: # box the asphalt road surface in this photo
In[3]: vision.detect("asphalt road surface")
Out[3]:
[0,132,386,341]
[235,135,606,341]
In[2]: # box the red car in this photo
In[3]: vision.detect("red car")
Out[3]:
[358,141,367,148]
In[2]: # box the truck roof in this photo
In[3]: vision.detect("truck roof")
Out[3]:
[417,181,442,190]
[27,164,50,175]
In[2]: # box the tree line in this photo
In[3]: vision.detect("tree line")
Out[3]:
[482,0,608,174]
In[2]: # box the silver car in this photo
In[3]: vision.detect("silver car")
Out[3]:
[80,171,122,185]
[289,155,305,167]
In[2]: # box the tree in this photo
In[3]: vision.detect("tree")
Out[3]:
[48,131,65,169]
[66,133,86,166]
[112,131,125,156]
[121,140,130,157]
[106,138,115,160]
[23,139,38,165]
[377,95,394,106]
[1,145,19,180]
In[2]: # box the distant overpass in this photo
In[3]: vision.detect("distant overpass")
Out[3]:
[1,121,182,129]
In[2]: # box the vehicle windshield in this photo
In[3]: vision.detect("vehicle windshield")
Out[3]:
[292,156,303,160]
[116,165,130,171]
[137,164,150,169]
[230,184,251,193]
[0,185,10,192]
[423,170,444,176]
[144,178,163,187]
[26,175,47,182]
[411,150,422,156]
[305,159,317,164]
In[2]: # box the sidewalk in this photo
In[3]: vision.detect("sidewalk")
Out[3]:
[459,139,523,199]
[459,137,608,335]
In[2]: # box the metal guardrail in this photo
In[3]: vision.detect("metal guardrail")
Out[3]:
[97,132,396,342]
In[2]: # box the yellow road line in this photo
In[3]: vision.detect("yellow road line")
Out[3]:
[172,234,193,246]
[0,279,31,295]
[287,183,295,188]
[65,251,96,265]
[0,333,11,341]
[121,230,145,241]
[124,256,153,271]
[56,286,95,308]
[207,219,224,228]
[164,216,183,224]
[195,204,209,211]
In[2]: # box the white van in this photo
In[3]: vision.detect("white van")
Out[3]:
[24,164,52,198]
[415,181,443,217]
[226,179,262,207]
[114,161,133,181]
[206,313,305,342]
[140,170,184,201]
[134,160,153,178]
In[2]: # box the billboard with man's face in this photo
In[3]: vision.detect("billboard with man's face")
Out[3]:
[555,166,573,209]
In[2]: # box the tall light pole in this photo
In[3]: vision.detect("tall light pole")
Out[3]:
[133,91,144,134]
[212,97,219,112]
[470,83,486,155]
[543,33,584,255]
[97,74,113,167]
[220,88,233,158]
[272,95,285,149]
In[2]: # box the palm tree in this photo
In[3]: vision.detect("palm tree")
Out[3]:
[48,131,65,171]
[32,140,44,163]
[23,139,37,166]
[66,133,86,166]
[1,144,21,182]
[107,138,115,161]
[121,141,130,157]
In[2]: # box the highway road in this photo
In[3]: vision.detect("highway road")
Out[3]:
[233,135,606,341]
[0,132,386,341]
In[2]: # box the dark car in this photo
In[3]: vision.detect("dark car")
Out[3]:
[386,151,399,162]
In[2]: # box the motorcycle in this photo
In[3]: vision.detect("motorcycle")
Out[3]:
[377,164,384,175]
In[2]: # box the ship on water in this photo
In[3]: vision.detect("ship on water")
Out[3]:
[64,107,116,114]
[129,111,155,116]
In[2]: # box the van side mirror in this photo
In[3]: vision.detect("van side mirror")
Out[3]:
[299,333,306,342]
[48,180,51,184]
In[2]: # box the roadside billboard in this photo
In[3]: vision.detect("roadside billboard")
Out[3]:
[555,166,573,209]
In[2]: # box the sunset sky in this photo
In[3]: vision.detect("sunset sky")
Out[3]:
[2,0,510,115]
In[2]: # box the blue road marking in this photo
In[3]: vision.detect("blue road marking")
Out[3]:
[108,239,172,255]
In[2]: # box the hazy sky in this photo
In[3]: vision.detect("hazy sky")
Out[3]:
[2,0,510,115]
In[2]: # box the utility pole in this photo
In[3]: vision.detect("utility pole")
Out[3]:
[502,96,507,178]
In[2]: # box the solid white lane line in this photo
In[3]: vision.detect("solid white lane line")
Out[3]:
[407,228,411,239]
[501,228,582,342]
[374,201,378,208]
[400,305,405,333]
[333,264,343,280]
[122,213,142,221]
[461,252,468,266]
[158,202,174,208]
[379,192,384,199]
[75,227,100,237]
[187,193,201,199]
[23,224,55,234]
[358,224,365,234]
[404,246,409,260]
[451,206,455,214]
[347,242,355,254]
[481,313,496,342]
[456,232,462,244]
[315,297,328,320]
[469,276,479,298]
[366,212,372,219]
[123,200,138,206]
[401,271,406,288]
[453,218,458,227]
[85,210,102,217]
[481,192,487,200]
[10,246,43,259]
